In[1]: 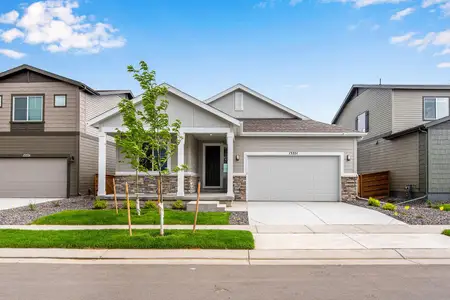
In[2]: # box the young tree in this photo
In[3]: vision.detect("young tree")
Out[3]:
[115,61,186,235]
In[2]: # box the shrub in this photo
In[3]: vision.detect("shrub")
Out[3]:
[53,201,61,207]
[171,200,185,210]
[28,202,37,211]
[144,201,158,210]
[382,203,397,211]
[93,200,108,210]
[122,200,136,209]
[368,197,381,207]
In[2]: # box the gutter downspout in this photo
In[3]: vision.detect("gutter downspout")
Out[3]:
[419,127,428,198]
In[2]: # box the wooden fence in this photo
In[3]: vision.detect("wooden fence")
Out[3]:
[94,174,115,195]
[358,171,390,198]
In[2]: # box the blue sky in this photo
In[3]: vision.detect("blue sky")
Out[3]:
[0,0,449,122]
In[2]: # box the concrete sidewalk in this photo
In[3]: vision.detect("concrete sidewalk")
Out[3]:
[1,248,450,265]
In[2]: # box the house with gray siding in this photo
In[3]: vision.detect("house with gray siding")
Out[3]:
[0,64,131,198]
[89,83,365,202]
[332,84,450,200]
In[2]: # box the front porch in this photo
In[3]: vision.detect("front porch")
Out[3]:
[97,127,236,200]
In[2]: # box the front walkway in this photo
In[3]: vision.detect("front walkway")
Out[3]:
[248,202,404,226]
[0,198,62,211]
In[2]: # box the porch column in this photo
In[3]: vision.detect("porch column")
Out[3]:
[177,132,185,197]
[227,132,234,197]
[98,131,107,196]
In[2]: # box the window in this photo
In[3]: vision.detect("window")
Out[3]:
[234,92,243,111]
[355,111,369,133]
[140,144,168,171]
[423,97,449,120]
[54,94,67,107]
[13,96,43,122]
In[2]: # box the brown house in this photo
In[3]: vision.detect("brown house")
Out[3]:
[0,64,132,198]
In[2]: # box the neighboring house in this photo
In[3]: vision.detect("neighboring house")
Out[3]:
[332,84,450,200]
[0,64,132,198]
[89,83,365,202]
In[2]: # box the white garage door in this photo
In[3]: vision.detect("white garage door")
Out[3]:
[0,158,68,198]
[247,155,340,202]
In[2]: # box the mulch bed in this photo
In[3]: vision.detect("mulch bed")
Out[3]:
[347,198,450,225]
[0,197,249,225]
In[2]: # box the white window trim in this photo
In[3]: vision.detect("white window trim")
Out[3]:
[12,95,44,122]
[423,97,450,121]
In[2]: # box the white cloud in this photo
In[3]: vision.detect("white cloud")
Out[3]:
[434,48,450,55]
[0,0,125,54]
[422,0,448,8]
[0,10,19,24]
[437,62,450,68]
[441,2,450,15]
[390,32,416,44]
[434,29,450,46]
[0,28,25,43]
[0,49,26,59]
[390,7,415,20]
[254,1,268,8]
[408,32,436,51]
[289,0,303,5]
[325,0,408,8]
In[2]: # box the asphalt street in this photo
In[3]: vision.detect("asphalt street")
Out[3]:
[0,263,449,300]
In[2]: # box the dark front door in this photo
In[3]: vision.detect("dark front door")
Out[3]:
[205,145,221,187]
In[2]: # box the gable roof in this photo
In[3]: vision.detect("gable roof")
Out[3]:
[0,64,98,95]
[332,84,450,124]
[88,83,241,127]
[205,83,310,120]
[385,115,450,140]
[242,119,361,134]
[96,90,134,99]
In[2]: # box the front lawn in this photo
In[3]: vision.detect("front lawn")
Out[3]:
[443,230,450,237]
[0,229,254,249]
[32,209,230,225]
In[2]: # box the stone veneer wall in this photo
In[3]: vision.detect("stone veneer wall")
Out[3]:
[341,176,357,201]
[184,175,200,194]
[115,175,200,195]
[233,175,246,201]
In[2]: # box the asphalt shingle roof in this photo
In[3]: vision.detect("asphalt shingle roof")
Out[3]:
[242,119,357,133]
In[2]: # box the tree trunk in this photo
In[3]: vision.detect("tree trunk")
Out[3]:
[159,171,164,236]
[135,170,141,216]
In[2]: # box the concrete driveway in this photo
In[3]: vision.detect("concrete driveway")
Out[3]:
[248,202,404,226]
[0,198,62,210]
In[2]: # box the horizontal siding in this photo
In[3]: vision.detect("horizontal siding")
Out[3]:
[428,121,450,193]
[0,81,79,132]
[102,92,232,129]
[80,92,122,136]
[0,135,78,195]
[209,90,295,119]
[358,133,420,192]
[79,134,116,195]
[418,132,427,193]
[234,137,356,174]
[335,88,392,140]
[392,89,450,133]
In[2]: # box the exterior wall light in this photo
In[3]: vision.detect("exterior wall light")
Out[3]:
[236,154,240,161]
[346,155,351,161]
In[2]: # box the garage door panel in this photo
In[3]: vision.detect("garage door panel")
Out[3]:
[0,158,67,198]
[248,155,339,202]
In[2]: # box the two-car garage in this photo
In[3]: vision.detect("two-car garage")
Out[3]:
[246,154,341,202]
[0,158,68,198]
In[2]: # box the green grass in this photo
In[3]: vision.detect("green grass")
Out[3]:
[32,209,231,225]
[431,204,450,211]
[443,230,450,237]
[0,229,254,249]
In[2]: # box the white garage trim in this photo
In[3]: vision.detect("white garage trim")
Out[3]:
[243,152,350,202]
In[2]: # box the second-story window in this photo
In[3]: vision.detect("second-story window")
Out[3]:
[356,111,369,133]
[423,97,449,120]
[54,95,67,107]
[13,96,43,122]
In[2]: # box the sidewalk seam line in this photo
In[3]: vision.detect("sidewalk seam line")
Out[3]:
[343,233,369,249]
[295,203,327,224]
